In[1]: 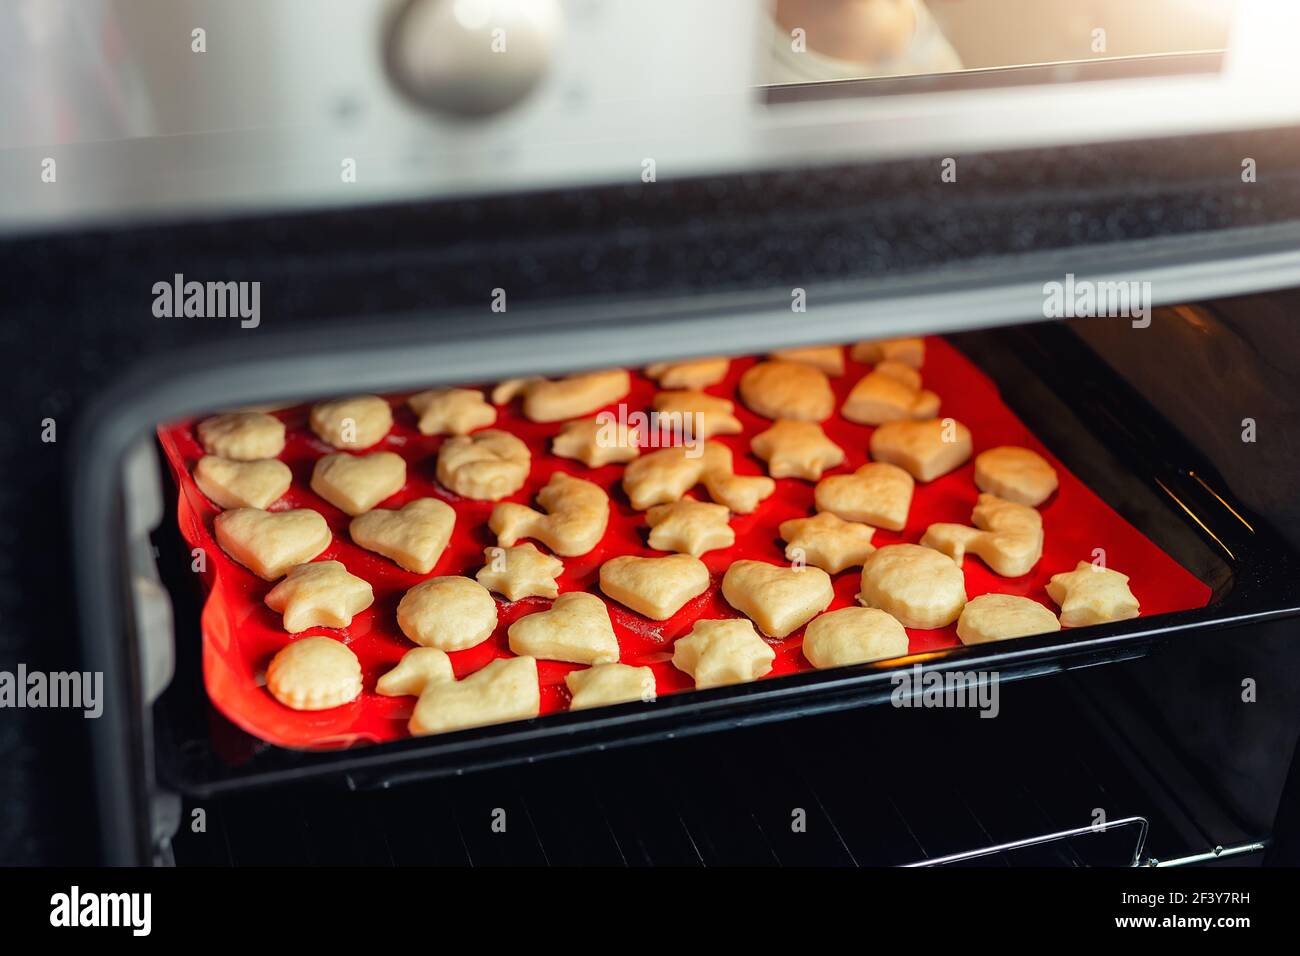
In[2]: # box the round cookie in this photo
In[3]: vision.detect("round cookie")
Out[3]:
[803,607,909,668]
[956,594,1061,645]
[738,360,835,422]
[266,637,362,711]
[974,446,1058,507]
[397,576,499,651]
[858,543,966,629]
[436,429,531,501]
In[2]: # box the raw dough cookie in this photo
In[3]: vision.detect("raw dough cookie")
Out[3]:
[599,553,710,620]
[375,646,453,697]
[779,511,876,574]
[1046,561,1141,627]
[507,591,620,665]
[622,446,703,511]
[436,429,531,501]
[671,618,776,689]
[738,360,835,421]
[645,499,734,556]
[214,507,332,580]
[721,559,834,638]
[645,357,729,389]
[652,390,742,438]
[196,411,286,461]
[814,462,914,531]
[349,497,456,574]
[771,345,845,377]
[974,446,1059,507]
[264,560,375,633]
[310,451,406,516]
[407,387,496,436]
[398,575,498,650]
[497,370,631,422]
[266,637,362,711]
[870,418,973,482]
[552,417,640,468]
[841,364,940,425]
[565,663,656,710]
[858,543,966,629]
[751,420,846,481]
[489,471,609,557]
[920,494,1044,578]
[309,395,393,449]
[803,607,909,668]
[476,543,565,601]
[700,442,775,514]
[957,594,1061,645]
[408,656,541,736]
[194,455,292,510]
[850,337,925,369]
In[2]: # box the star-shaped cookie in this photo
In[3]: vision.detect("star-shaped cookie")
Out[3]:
[751,420,846,481]
[779,511,877,574]
[475,543,565,601]
[1046,561,1140,627]
[407,387,496,436]
[552,417,641,468]
[264,560,375,633]
[645,498,735,556]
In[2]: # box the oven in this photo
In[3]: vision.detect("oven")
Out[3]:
[3,0,1300,875]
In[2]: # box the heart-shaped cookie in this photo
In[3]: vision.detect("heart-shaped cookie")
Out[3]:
[507,592,620,665]
[310,451,406,516]
[350,497,456,574]
[214,507,332,581]
[720,559,833,638]
[194,455,292,510]
[599,554,710,620]
[870,418,972,483]
[814,462,914,531]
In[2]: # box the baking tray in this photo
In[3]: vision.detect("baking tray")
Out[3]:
[157,335,1215,755]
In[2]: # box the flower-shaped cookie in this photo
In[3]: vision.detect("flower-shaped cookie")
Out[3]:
[407,387,496,436]
[671,619,776,689]
[751,420,845,481]
[779,511,877,574]
[475,543,565,601]
[436,429,531,501]
[720,559,834,638]
[264,560,374,633]
[1046,561,1140,627]
[489,471,610,557]
[507,592,620,665]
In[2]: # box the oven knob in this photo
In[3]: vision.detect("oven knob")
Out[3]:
[386,0,562,118]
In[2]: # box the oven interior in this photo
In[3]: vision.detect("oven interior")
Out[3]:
[103,294,1300,866]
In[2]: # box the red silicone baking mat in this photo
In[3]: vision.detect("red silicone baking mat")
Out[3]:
[157,337,1212,751]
